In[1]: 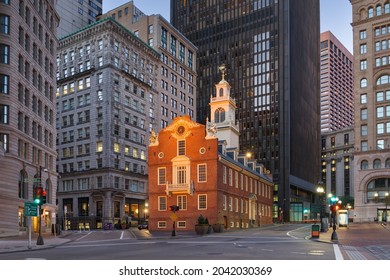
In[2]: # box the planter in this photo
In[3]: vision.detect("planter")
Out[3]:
[195,224,209,235]
[212,224,224,233]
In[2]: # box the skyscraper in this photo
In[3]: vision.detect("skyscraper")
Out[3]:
[56,0,102,38]
[320,31,354,132]
[0,0,59,236]
[350,0,390,222]
[171,0,320,221]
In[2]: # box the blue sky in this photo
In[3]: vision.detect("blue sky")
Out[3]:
[104,0,353,53]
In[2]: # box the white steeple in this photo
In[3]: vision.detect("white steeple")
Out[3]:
[208,65,240,148]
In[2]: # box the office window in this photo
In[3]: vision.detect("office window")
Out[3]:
[0,44,9,64]
[360,30,366,39]
[361,94,367,104]
[0,104,9,124]
[0,14,10,34]
[0,74,8,94]
[361,108,367,120]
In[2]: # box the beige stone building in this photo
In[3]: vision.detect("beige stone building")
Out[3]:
[351,0,390,222]
[0,0,59,236]
[56,17,160,229]
[100,1,197,132]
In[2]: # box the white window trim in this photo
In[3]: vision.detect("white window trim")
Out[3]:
[197,163,207,183]
[198,194,207,210]
[158,196,167,211]
[158,167,166,185]
[158,221,167,228]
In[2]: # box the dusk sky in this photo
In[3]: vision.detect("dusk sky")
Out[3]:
[103,0,353,53]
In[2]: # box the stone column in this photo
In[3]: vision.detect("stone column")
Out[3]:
[103,190,113,224]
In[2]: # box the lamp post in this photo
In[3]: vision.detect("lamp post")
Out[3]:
[316,182,325,232]
[330,195,338,242]
[385,192,389,222]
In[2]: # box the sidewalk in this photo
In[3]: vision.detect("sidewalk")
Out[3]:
[0,232,71,254]
[313,222,390,260]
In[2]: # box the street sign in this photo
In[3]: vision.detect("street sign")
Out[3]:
[24,202,38,216]
[170,213,178,221]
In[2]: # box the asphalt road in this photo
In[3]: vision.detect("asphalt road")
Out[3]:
[0,224,336,260]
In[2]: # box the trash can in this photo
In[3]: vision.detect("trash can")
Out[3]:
[311,224,320,238]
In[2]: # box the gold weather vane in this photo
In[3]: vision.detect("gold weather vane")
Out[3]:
[218,64,227,80]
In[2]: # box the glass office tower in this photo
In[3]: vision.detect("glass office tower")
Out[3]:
[171,0,320,221]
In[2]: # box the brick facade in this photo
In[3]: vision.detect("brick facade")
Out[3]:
[148,116,273,232]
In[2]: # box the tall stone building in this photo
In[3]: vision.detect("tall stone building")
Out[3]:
[320,31,354,132]
[321,127,355,199]
[171,0,320,221]
[101,1,197,132]
[56,0,102,38]
[0,0,59,236]
[56,17,159,229]
[351,0,390,222]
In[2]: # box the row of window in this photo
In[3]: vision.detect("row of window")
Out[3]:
[59,160,146,175]
[60,177,145,192]
[361,158,390,170]
[17,112,54,147]
[367,3,390,19]
[360,75,390,89]
[17,139,55,170]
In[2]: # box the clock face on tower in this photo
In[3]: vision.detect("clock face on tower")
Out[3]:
[177,125,185,135]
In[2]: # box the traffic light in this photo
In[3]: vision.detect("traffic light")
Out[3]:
[33,187,43,205]
[42,189,47,204]
[170,205,180,212]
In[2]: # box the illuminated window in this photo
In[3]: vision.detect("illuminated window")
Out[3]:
[114,143,120,153]
[96,141,103,152]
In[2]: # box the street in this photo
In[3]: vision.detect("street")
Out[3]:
[0,224,336,260]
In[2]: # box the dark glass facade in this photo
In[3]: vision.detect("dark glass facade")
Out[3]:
[171,0,320,221]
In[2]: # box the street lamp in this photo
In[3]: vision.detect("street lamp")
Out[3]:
[316,182,325,232]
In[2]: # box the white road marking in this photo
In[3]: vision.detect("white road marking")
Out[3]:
[75,231,93,241]
[333,244,344,260]
[120,231,124,240]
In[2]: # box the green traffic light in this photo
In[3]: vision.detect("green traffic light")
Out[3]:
[34,198,41,204]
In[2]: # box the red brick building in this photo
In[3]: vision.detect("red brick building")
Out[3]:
[148,117,274,232]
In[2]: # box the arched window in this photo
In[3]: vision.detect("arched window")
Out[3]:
[385,3,390,13]
[368,7,374,18]
[219,88,224,97]
[374,159,382,169]
[385,158,390,168]
[361,160,369,170]
[214,108,225,123]
[376,75,390,85]
[376,5,382,16]
[361,78,367,88]
[18,170,28,199]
